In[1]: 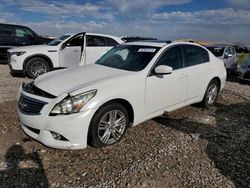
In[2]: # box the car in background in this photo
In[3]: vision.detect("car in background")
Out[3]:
[0,23,53,64]
[17,41,226,149]
[233,45,249,53]
[205,45,237,74]
[121,36,157,42]
[8,32,124,78]
[238,59,250,83]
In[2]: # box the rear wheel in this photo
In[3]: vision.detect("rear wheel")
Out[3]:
[26,57,50,79]
[88,103,129,148]
[201,80,219,108]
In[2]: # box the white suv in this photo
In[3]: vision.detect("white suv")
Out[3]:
[17,41,227,149]
[8,32,124,78]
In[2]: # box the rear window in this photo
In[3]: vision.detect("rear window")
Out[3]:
[207,47,224,57]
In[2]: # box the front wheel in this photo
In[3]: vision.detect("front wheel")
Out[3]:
[26,57,50,79]
[88,103,129,148]
[201,80,219,108]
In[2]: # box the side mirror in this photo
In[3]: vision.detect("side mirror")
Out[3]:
[154,65,173,75]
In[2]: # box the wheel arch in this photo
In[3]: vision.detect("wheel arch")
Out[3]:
[87,98,135,146]
[94,98,135,125]
[210,76,221,91]
[23,54,54,72]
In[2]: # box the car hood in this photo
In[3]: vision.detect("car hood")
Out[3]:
[34,64,133,96]
[8,45,57,52]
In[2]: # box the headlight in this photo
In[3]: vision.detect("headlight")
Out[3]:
[10,51,26,56]
[50,90,97,115]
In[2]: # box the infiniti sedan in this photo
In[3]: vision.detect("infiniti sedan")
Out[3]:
[17,41,227,149]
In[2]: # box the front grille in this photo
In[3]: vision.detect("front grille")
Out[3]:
[23,82,56,99]
[18,94,48,115]
[243,71,250,79]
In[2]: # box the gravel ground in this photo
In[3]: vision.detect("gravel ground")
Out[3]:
[0,64,249,188]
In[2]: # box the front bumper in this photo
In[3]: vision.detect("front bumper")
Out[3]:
[18,89,96,149]
[9,64,25,77]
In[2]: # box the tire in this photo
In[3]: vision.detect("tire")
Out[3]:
[26,57,50,79]
[201,80,219,108]
[88,103,129,148]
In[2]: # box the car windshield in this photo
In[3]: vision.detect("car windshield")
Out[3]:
[207,47,225,57]
[96,45,160,71]
[47,34,71,46]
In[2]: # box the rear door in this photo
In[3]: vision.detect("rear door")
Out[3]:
[183,45,211,103]
[84,35,119,65]
[59,33,84,68]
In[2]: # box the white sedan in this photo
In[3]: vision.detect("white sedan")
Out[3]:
[17,41,227,149]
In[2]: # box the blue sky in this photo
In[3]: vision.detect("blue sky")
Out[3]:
[1,0,250,43]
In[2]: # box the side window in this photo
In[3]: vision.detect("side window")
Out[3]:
[15,26,36,45]
[0,25,14,45]
[155,46,183,70]
[86,35,105,46]
[66,34,83,47]
[231,47,235,55]
[184,45,209,66]
[104,37,119,46]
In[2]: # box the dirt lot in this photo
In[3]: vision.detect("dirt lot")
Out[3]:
[0,64,249,188]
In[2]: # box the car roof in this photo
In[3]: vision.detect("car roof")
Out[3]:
[122,41,205,48]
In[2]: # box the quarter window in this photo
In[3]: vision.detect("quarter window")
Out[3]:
[155,46,183,70]
[184,45,209,66]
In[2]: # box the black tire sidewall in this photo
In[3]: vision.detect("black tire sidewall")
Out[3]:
[88,103,129,148]
[26,57,50,79]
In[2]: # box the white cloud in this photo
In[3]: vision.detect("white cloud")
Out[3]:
[0,19,6,23]
[1,0,250,43]
[3,0,113,21]
[228,0,250,9]
[152,8,250,24]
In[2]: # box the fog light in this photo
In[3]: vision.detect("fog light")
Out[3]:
[51,131,68,141]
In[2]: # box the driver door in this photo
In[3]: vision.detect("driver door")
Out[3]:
[59,33,84,68]
[145,46,188,114]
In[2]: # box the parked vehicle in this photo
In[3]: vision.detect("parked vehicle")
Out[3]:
[17,41,227,149]
[233,45,249,53]
[205,45,237,74]
[0,23,53,64]
[238,59,250,83]
[8,32,124,78]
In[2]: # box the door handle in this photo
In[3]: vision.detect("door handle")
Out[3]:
[73,49,79,52]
